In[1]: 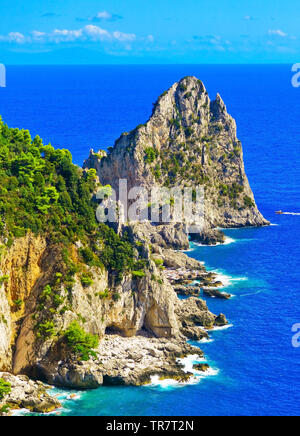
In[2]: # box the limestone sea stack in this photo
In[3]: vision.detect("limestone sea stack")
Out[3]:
[85,76,269,239]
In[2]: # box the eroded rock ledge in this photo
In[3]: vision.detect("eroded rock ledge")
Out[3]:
[28,277,228,389]
[33,335,204,388]
[0,372,60,416]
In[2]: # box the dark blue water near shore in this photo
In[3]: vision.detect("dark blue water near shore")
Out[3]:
[1,65,300,416]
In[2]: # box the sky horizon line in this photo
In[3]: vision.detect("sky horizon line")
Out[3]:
[2,62,297,66]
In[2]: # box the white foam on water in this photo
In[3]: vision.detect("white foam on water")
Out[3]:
[11,408,30,416]
[148,354,219,388]
[12,407,64,416]
[224,237,236,245]
[179,355,219,379]
[149,375,181,388]
[214,272,233,287]
[240,290,263,297]
[198,337,214,344]
[214,271,248,288]
[207,324,234,332]
[178,354,207,372]
[193,237,236,247]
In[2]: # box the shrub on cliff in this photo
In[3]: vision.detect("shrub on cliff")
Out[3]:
[0,379,11,400]
[144,147,157,164]
[64,321,99,361]
[95,223,134,277]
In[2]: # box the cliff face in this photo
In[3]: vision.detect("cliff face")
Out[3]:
[85,76,269,229]
[0,225,226,390]
[0,235,47,371]
[0,231,181,376]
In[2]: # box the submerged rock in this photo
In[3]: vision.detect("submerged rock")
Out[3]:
[181,326,209,341]
[203,288,231,300]
[174,286,201,297]
[214,314,228,327]
[176,297,219,329]
[193,363,210,372]
[190,229,226,246]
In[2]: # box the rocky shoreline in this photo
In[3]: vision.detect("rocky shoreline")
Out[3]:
[0,372,60,416]
[0,233,230,416]
[28,246,230,390]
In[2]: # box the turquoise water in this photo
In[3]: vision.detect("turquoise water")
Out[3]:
[1,65,300,416]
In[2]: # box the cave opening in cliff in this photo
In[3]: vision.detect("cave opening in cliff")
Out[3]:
[105,325,126,337]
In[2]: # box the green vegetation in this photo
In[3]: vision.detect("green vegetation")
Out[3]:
[97,184,113,199]
[13,299,23,310]
[64,321,99,361]
[97,288,109,300]
[151,164,162,180]
[0,379,11,400]
[35,320,56,339]
[169,118,181,129]
[144,147,158,164]
[244,195,255,208]
[0,275,9,286]
[178,83,187,92]
[80,274,94,288]
[153,258,164,267]
[132,270,146,278]
[184,92,192,99]
[0,116,137,274]
[94,224,134,279]
[0,404,10,414]
[219,183,244,199]
[0,118,100,241]
[112,292,121,302]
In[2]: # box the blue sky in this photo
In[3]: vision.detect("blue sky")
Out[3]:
[0,0,299,64]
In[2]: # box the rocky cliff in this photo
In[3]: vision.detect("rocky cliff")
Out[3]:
[85,76,269,232]
[0,227,226,397]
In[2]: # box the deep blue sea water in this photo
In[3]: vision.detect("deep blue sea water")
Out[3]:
[1,65,300,416]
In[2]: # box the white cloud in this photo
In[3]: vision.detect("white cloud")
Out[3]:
[51,28,84,42]
[112,31,136,42]
[268,29,287,37]
[77,11,123,23]
[95,11,112,20]
[32,31,46,39]
[0,32,26,43]
[84,25,111,40]
[0,25,136,44]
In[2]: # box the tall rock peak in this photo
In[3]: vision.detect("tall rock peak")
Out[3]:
[85,76,269,229]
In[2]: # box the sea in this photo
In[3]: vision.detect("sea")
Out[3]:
[1,65,300,416]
